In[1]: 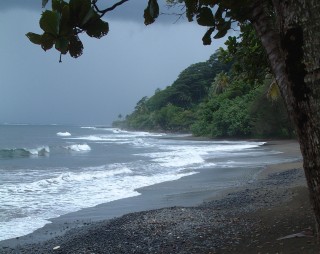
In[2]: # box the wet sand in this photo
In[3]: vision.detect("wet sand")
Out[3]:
[1,139,319,253]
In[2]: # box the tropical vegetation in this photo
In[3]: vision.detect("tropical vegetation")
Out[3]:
[113,24,294,139]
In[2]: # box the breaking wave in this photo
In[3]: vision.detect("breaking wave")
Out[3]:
[57,132,71,137]
[0,146,50,159]
[65,144,91,152]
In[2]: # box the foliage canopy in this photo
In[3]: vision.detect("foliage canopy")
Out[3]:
[113,24,294,138]
[28,0,254,61]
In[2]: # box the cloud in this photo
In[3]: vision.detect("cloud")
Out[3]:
[0,0,41,11]
[0,4,224,125]
[0,0,185,24]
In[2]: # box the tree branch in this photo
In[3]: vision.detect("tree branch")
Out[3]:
[93,0,130,18]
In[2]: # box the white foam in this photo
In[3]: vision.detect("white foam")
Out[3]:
[65,144,91,152]
[0,164,196,241]
[27,146,50,156]
[68,135,154,147]
[68,135,110,141]
[57,132,71,137]
[139,141,266,168]
[147,150,205,167]
[0,216,51,241]
[81,126,97,130]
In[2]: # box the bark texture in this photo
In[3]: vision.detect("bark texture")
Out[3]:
[250,0,320,231]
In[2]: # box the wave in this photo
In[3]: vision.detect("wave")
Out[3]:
[81,126,97,130]
[81,126,112,131]
[67,131,165,146]
[57,132,71,137]
[29,167,133,189]
[0,164,195,241]
[69,135,110,141]
[140,141,266,168]
[0,146,50,159]
[65,144,91,152]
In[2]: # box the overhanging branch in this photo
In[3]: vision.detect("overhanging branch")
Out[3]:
[93,0,130,18]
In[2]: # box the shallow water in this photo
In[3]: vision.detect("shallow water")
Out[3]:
[0,124,293,241]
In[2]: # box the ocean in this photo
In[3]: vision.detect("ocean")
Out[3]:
[0,124,295,242]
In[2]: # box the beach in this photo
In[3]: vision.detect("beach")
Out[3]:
[1,139,319,253]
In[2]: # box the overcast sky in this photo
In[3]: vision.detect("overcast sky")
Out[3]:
[0,0,226,125]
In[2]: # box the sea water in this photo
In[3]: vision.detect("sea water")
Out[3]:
[0,124,295,241]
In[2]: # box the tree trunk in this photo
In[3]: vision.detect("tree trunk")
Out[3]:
[250,0,320,231]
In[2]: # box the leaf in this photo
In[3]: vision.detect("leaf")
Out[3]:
[199,0,218,7]
[85,19,109,38]
[69,0,91,26]
[52,0,68,12]
[214,20,231,39]
[214,28,228,39]
[267,80,280,101]
[69,35,83,58]
[41,32,56,51]
[81,8,95,26]
[185,0,198,22]
[26,32,42,45]
[60,5,72,36]
[202,27,215,45]
[40,10,60,36]
[55,37,69,54]
[196,7,215,26]
[144,0,159,25]
[42,0,49,8]
[215,6,223,20]
[217,19,231,30]
[78,0,92,25]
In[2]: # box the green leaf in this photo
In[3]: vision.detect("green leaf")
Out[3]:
[185,0,198,22]
[40,10,60,36]
[81,8,95,26]
[42,0,49,8]
[52,0,68,12]
[215,6,223,20]
[202,27,215,45]
[26,32,42,45]
[69,0,91,26]
[41,32,56,51]
[144,0,159,25]
[79,0,92,25]
[85,19,109,38]
[214,20,231,39]
[69,35,83,58]
[217,19,231,31]
[199,0,218,8]
[196,7,215,26]
[60,5,72,36]
[214,29,228,39]
[55,37,69,54]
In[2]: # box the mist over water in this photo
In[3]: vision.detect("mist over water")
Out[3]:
[0,125,293,241]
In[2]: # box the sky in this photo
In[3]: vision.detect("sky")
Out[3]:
[0,0,227,125]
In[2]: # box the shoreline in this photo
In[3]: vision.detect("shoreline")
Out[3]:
[2,139,318,253]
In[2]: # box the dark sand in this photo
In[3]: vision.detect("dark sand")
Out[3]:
[1,140,319,253]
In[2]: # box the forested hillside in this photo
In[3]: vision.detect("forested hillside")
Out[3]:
[113,24,294,138]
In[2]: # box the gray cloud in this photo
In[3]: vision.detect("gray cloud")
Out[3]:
[0,0,183,23]
[0,2,225,125]
[0,0,40,11]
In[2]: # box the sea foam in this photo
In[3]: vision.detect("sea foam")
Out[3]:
[57,132,71,137]
[0,163,196,241]
[65,144,91,152]
[0,146,50,159]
